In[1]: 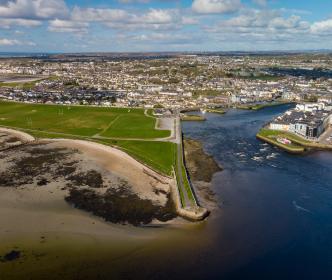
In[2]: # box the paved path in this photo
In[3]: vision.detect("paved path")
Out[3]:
[175,117,196,208]
[93,115,121,138]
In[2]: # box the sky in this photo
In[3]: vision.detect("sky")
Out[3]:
[0,0,331,52]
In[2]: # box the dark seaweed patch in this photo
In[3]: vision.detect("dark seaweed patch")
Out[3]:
[0,146,75,187]
[65,186,177,226]
[5,137,21,144]
[0,143,177,226]
[0,250,21,262]
[67,170,104,188]
[37,177,49,186]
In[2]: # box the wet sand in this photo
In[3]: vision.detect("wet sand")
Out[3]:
[50,139,173,203]
[0,129,212,279]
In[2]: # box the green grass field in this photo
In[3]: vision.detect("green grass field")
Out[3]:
[0,101,170,139]
[0,79,44,90]
[258,128,310,143]
[98,139,176,176]
[0,101,174,175]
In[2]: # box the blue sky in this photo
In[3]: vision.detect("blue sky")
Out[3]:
[0,0,331,52]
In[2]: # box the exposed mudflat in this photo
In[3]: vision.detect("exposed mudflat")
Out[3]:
[0,133,177,228]
[184,139,222,183]
[184,138,222,209]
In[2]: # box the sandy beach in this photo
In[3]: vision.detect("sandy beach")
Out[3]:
[0,129,199,279]
[49,138,173,203]
[0,127,35,142]
[0,128,182,236]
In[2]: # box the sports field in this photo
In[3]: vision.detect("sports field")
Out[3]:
[0,101,175,176]
[0,101,170,139]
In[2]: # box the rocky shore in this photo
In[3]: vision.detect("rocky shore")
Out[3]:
[183,139,222,209]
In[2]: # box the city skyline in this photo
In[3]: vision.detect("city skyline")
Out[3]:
[0,0,332,52]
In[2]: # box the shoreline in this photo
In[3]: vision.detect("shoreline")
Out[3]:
[236,101,294,111]
[183,138,222,210]
[0,122,210,223]
[0,127,35,142]
[256,133,305,154]
[184,138,222,182]
[180,114,206,121]
[256,129,332,154]
[0,127,191,225]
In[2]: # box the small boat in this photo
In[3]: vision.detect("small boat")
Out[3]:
[277,137,291,145]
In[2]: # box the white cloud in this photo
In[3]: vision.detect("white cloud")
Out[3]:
[203,9,314,47]
[48,19,89,33]
[218,9,309,32]
[132,9,175,24]
[0,0,69,19]
[192,0,241,14]
[270,15,309,30]
[71,7,128,23]
[0,38,20,45]
[0,18,41,28]
[182,17,199,25]
[70,7,182,31]
[311,19,332,35]
[72,7,178,25]
[0,37,35,46]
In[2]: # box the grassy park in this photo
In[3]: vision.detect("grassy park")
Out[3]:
[0,101,170,139]
[100,139,176,176]
[0,101,174,175]
[236,101,293,111]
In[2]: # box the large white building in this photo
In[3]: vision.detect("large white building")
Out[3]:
[295,103,325,112]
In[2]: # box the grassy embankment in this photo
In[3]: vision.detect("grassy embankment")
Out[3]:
[181,163,195,203]
[237,101,293,111]
[205,108,226,114]
[99,139,176,176]
[256,129,305,153]
[174,144,195,207]
[256,128,332,154]
[0,101,175,176]
[180,114,206,121]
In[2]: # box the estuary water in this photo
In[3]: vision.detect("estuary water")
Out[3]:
[176,104,332,279]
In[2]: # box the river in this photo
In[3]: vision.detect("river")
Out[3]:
[173,104,332,279]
